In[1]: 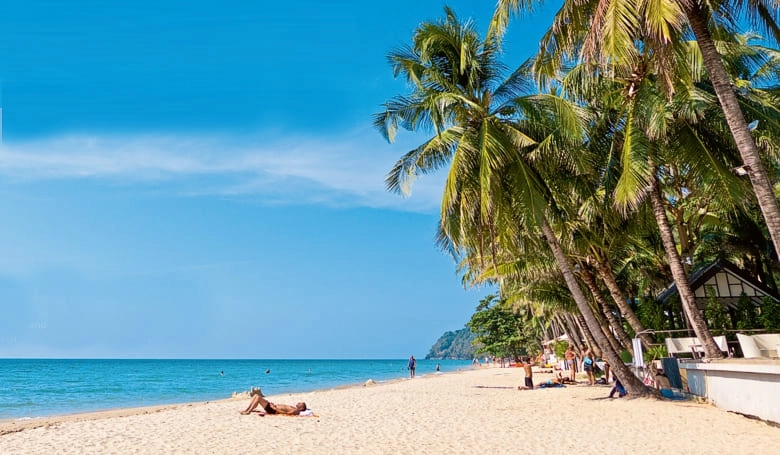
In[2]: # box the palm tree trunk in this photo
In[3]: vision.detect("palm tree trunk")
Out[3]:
[551,315,563,339]
[593,310,622,358]
[540,218,652,395]
[580,266,634,355]
[648,174,724,358]
[543,322,554,344]
[574,313,601,357]
[594,259,654,348]
[563,312,584,351]
[681,1,780,262]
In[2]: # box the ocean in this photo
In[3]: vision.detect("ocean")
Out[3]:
[0,358,472,420]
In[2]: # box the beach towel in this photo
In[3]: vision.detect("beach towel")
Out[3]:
[537,382,565,389]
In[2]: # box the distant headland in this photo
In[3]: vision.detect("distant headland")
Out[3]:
[425,328,480,360]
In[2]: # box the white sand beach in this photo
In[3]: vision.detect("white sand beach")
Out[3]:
[1,367,778,454]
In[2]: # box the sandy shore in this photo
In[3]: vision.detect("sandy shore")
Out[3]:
[1,367,778,454]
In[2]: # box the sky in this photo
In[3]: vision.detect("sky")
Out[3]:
[0,0,557,359]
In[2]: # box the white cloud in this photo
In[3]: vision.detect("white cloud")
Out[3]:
[0,128,446,213]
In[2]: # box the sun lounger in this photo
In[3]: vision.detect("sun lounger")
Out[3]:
[736,333,780,358]
[665,336,728,357]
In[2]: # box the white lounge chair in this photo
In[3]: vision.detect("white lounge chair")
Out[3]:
[737,333,780,358]
[665,336,728,357]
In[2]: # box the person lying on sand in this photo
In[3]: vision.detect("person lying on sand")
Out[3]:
[518,373,575,390]
[557,372,576,385]
[240,387,307,416]
[519,376,560,390]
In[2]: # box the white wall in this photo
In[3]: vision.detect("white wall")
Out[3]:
[680,361,780,424]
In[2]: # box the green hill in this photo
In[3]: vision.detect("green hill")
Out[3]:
[425,328,479,360]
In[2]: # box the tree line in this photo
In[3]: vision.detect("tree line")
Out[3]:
[376,1,780,396]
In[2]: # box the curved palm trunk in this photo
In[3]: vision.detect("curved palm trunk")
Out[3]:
[594,259,654,348]
[594,312,622,358]
[580,267,634,355]
[649,175,724,359]
[555,318,567,340]
[578,302,621,360]
[543,319,555,344]
[576,311,610,358]
[540,218,652,395]
[563,312,584,351]
[681,1,780,262]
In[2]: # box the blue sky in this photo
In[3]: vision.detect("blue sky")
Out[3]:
[0,0,555,358]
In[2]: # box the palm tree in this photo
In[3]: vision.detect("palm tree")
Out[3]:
[612,34,780,357]
[567,169,657,349]
[492,0,780,265]
[578,264,634,353]
[679,0,780,261]
[493,2,780,358]
[375,8,652,395]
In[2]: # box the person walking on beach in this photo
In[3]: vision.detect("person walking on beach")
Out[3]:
[408,355,416,378]
[609,378,627,398]
[565,345,577,382]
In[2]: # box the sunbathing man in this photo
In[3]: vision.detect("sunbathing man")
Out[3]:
[555,372,576,384]
[535,375,564,388]
[240,388,307,415]
[518,372,572,390]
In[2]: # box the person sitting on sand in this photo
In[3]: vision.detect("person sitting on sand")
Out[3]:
[240,388,307,416]
[517,356,535,390]
[650,364,671,390]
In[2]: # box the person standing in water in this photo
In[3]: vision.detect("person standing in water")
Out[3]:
[408,355,416,378]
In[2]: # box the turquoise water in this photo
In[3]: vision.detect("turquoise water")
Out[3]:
[0,359,471,420]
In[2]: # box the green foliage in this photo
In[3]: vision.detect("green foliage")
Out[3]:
[620,350,633,363]
[643,345,668,362]
[384,5,780,374]
[735,294,760,330]
[425,328,479,360]
[636,297,670,332]
[554,340,568,359]
[705,294,730,336]
[759,296,780,331]
[466,294,534,360]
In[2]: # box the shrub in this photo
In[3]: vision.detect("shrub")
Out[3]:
[735,294,759,330]
[759,296,780,330]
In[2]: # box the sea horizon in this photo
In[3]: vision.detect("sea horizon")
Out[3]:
[0,358,474,420]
